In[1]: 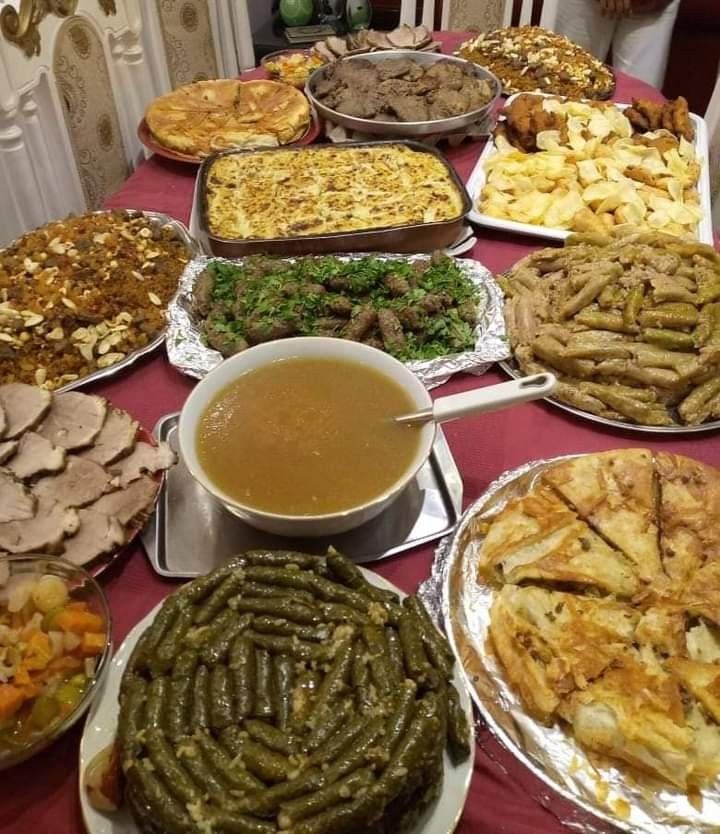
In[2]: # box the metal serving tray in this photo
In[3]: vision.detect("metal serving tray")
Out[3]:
[498,359,720,435]
[305,50,502,137]
[196,141,472,257]
[142,412,463,578]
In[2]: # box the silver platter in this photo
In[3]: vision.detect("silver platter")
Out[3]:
[441,454,720,834]
[166,253,510,390]
[142,412,463,577]
[499,358,720,435]
[42,210,199,394]
[305,50,502,137]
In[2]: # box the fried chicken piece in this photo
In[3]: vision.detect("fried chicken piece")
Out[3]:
[632,99,664,130]
[501,93,568,152]
[624,106,650,131]
[661,103,676,134]
[671,96,694,142]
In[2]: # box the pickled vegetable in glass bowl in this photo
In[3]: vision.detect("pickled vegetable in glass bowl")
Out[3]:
[0,556,111,768]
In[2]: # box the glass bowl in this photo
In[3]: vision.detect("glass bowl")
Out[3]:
[261,48,327,88]
[0,555,112,769]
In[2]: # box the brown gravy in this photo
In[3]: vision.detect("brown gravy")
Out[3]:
[196,357,422,515]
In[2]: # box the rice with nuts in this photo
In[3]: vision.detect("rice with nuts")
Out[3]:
[0,210,192,389]
[457,26,615,100]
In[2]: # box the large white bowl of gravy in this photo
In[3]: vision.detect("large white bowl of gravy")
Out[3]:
[178,337,436,537]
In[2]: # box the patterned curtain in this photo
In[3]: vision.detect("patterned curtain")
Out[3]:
[449,0,505,32]
[156,0,218,87]
[53,16,129,210]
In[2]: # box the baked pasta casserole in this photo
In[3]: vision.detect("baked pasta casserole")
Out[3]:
[204,145,465,240]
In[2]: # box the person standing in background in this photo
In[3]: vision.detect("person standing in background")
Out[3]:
[555,0,682,88]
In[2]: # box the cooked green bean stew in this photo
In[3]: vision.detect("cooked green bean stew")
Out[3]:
[118,550,471,833]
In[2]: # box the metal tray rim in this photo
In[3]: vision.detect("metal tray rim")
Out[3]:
[196,139,471,248]
[498,359,720,435]
[146,411,463,578]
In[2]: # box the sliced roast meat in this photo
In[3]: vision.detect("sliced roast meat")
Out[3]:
[79,408,138,466]
[107,442,175,488]
[38,392,107,450]
[0,471,35,523]
[0,384,52,439]
[61,508,125,566]
[0,498,79,554]
[6,432,66,480]
[89,476,158,526]
[387,24,417,48]
[34,456,113,508]
[0,440,18,464]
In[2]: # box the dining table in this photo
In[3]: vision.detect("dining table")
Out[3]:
[2,29,718,834]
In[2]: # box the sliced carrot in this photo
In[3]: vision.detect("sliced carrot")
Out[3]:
[78,632,106,657]
[0,684,25,720]
[55,608,104,635]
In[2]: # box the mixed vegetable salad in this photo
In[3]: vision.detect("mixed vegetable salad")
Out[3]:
[0,566,107,756]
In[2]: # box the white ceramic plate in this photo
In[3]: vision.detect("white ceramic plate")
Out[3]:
[79,569,475,834]
[466,93,714,245]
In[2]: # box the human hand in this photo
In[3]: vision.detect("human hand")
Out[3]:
[599,0,632,16]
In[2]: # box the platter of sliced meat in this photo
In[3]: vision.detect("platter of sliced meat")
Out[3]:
[0,384,175,571]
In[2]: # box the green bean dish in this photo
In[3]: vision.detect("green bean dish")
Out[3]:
[192,254,481,361]
[116,550,471,834]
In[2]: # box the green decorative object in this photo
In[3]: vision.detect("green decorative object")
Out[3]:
[280,0,314,26]
[346,0,371,30]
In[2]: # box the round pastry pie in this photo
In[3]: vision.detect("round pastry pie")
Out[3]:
[145,79,311,156]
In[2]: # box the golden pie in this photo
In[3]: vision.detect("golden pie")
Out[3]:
[479,448,720,791]
[145,79,311,157]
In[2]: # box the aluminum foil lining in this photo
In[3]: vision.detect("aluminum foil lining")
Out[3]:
[166,254,510,389]
[428,456,720,834]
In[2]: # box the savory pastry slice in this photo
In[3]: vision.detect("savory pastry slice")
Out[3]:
[655,452,720,583]
[541,449,661,582]
[478,484,639,597]
[667,657,720,724]
[682,561,720,628]
[489,585,638,723]
[559,650,694,789]
[634,604,687,658]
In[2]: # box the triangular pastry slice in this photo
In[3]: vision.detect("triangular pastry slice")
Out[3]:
[655,452,720,584]
[542,449,661,582]
[478,485,640,597]
[559,650,693,789]
[489,585,638,723]
[667,657,720,724]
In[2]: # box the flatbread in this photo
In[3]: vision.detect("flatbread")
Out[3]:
[145,79,311,157]
[542,449,661,582]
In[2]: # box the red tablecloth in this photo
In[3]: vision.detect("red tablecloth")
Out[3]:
[3,31,718,834]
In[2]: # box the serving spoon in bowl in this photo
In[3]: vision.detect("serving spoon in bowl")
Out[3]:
[394,373,557,426]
